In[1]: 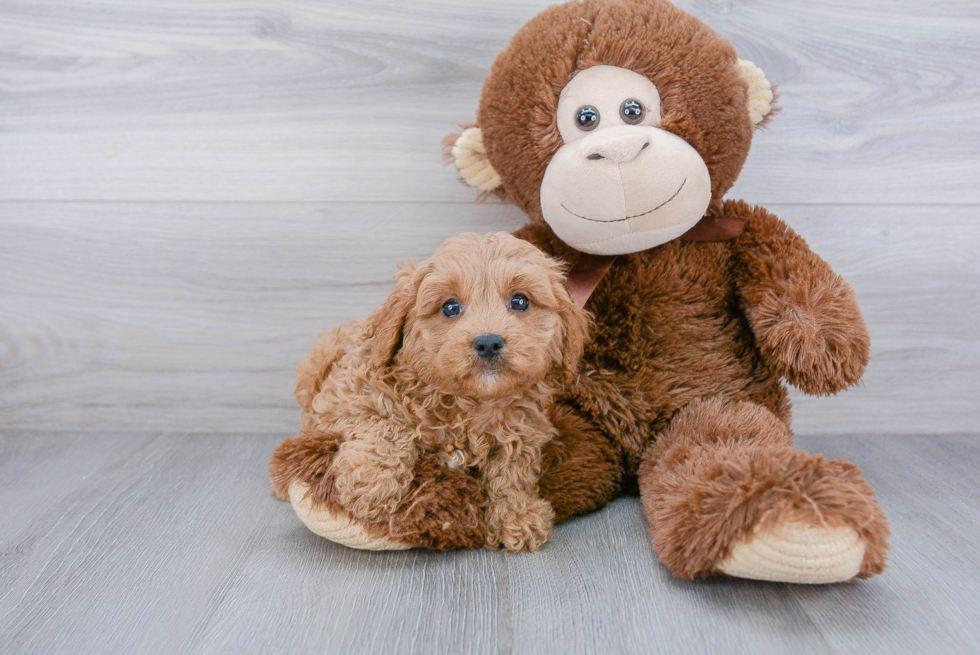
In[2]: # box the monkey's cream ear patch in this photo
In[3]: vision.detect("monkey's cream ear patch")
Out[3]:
[736,59,774,125]
[451,127,502,191]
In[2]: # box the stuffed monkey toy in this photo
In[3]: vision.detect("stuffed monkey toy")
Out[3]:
[272,0,889,583]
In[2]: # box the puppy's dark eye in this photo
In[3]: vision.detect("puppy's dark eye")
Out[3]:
[575,106,599,131]
[509,294,530,312]
[442,299,461,318]
[620,99,645,125]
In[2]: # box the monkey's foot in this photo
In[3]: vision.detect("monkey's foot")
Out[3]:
[638,398,889,583]
[717,520,865,584]
[283,455,487,552]
[289,482,412,551]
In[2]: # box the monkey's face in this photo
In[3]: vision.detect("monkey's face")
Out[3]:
[540,65,711,255]
[452,0,776,257]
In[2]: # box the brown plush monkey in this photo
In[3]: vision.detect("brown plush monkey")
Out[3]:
[275,0,889,584]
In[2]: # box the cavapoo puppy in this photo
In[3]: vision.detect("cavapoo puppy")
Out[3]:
[270,232,590,551]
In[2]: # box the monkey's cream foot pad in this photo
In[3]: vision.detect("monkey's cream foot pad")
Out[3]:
[288,482,412,551]
[716,521,865,584]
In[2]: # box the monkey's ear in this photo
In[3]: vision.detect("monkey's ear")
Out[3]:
[736,59,775,126]
[448,127,502,191]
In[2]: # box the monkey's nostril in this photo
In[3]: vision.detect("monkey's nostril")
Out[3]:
[473,333,506,360]
[587,153,603,161]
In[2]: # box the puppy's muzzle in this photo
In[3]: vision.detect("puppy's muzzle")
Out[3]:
[472,333,505,360]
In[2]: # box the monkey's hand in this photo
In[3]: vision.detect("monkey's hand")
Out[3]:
[745,271,869,395]
[731,201,870,396]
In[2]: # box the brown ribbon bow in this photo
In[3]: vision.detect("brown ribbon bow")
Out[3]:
[565,215,747,308]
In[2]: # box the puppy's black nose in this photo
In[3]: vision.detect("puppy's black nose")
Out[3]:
[473,333,505,360]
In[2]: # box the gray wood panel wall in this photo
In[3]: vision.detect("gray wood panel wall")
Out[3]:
[2,0,978,435]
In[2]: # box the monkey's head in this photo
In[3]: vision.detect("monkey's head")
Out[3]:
[449,0,775,255]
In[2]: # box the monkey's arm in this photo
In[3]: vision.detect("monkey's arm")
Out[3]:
[728,200,870,396]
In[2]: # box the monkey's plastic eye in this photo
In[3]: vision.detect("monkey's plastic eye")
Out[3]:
[509,294,530,312]
[620,99,645,125]
[575,106,599,131]
[442,299,461,318]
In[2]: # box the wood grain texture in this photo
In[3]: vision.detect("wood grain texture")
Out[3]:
[0,431,977,654]
[2,202,977,434]
[0,0,978,204]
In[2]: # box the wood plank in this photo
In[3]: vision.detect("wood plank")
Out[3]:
[0,200,526,432]
[0,431,507,655]
[0,431,160,597]
[793,434,980,654]
[0,0,978,204]
[506,436,980,655]
[1,201,976,434]
[0,432,977,653]
[786,205,980,435]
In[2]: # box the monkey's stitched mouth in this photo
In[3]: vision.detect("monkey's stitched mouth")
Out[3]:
[560,178,687,223]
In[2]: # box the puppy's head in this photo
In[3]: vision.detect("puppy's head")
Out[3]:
[368,232,590,400]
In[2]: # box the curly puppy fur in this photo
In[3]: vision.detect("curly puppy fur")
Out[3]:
[270,232,590,552]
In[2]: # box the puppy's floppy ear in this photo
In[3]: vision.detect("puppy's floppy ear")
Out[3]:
[554,278,592,382]
[367,261,419,369]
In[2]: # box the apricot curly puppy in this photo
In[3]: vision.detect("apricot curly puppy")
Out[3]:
[271,232,590,552]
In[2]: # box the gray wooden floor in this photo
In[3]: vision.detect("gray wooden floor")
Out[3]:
[1,432,978,654]
[2,0,979,653]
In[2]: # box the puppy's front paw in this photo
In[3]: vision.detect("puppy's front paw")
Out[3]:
[332,454,411,522]
[487,497,555,552]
